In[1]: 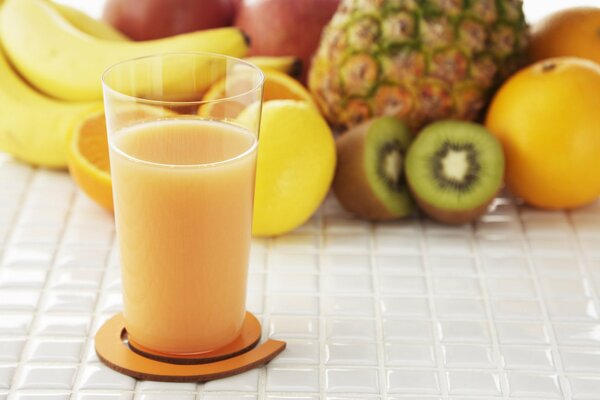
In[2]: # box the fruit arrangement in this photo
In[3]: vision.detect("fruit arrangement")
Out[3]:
[1,0,600,236]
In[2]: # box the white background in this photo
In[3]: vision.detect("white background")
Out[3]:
[57,0,600,24]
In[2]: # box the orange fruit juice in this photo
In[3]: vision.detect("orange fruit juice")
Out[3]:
[109,118,257,354]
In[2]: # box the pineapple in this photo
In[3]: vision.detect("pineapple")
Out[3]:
[308,0,528,131]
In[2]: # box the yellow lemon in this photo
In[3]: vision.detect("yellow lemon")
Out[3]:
[239,100,335,236]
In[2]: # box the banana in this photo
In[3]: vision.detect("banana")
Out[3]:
[0,0,249,101]
[50,1,128,41]
[244,56,302,78]
[0,36,102,168]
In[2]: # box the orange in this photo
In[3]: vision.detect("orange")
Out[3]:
[199,69,315,118]
[485,57,600,209]
[530,7,600,65]
[67,111,113,211]
[67,105,172,211]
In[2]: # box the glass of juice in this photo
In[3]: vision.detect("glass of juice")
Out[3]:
[102,53,264,356]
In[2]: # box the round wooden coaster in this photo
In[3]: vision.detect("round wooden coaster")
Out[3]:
[127,312,262,365]
[95,312,286,382]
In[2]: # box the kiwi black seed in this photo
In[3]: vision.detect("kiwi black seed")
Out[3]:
[405,120,505,224]
[333,117,414,221]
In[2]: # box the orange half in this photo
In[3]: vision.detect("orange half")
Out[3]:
[198,69,315,118]
[67,111,113,211]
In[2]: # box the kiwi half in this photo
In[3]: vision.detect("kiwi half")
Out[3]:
[333,117,414,220]
[405,120,504,224]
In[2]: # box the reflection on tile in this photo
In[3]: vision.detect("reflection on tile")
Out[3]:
[386,369,440,394]
[568,376,600,398]
[323,274,372,294]
[24,339,84,362]
[428,257,477,276]
[327,319,376,341]
[384,320,433,342]
[432,277,480,296]
[442,345,496,369]
[323,296,374,317]
[35,314,91,337]
[204,369,259,391]
[0,364,15,389]
[496,322,550,344]
[268,317,319,340]
[501,346,554,370]
[375,255,423,274]
[446,371,501,396]
[380,297,430,318]
[506,372,562,398]
[435,298,487,319]
[326,342,378,366]
[560,349,600,372]
[266,367,320,392]
[325,368,379,393]
[271,341,319,365]
[438,321,490,343]
[0,339,24,362]
[76,363,136,390]
[16,365,76,389]
[378,276,427,295]
[385,343,435,367]
[554,323,600,346]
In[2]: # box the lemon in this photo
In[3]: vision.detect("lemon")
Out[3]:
[239,100,336,237]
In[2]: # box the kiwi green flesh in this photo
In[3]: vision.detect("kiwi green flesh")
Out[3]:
[365,117,414,216]
[406,120,504,212]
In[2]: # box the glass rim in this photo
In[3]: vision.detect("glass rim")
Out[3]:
[108,118,259,169]
[101,51,265,106]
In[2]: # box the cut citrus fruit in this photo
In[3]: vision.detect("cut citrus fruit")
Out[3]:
[237,100,336,237]
[67,111,113,211]
[199,69,315,118]
[67,105,173,211]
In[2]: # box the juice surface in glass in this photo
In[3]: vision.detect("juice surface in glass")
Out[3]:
[109,118,258,354]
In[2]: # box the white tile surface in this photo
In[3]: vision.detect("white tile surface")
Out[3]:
[2,114,600,400]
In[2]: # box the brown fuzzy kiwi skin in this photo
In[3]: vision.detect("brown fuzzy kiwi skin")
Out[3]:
[410,187,499,225]
[333,121,398,221]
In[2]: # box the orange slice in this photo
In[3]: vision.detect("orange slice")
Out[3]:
[198,69,315,118]
[67,111,113,211]
[67,105,172,212]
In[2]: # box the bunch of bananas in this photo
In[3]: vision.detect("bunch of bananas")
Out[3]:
[0,0,297,168]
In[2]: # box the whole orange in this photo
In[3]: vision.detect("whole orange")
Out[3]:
[485,57,600,209]
[530,7,600,65]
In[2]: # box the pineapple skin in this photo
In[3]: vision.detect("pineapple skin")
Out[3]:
[308,0,529,131]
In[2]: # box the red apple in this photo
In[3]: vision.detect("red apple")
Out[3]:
[103,0,237,41]
[234,0,340,83]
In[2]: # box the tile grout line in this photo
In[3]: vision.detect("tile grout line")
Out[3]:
[369,221,388,398]
[519,211,571,400]
[71,205,116,396]
[419,221,449,398]
[469,219,511,399]
[8,175,76,395]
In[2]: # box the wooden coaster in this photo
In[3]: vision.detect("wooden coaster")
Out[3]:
[95,312,286,382]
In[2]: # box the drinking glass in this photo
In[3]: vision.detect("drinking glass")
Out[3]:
[102,53,264,355]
